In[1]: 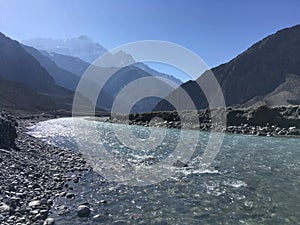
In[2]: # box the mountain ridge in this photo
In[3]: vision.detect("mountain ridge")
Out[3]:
[156,24,300,111]
[22,36,107,63]
[0,32,96,113]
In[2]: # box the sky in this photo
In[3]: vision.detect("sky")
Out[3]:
[1,0,300,81]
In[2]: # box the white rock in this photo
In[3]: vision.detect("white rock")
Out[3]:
[0,203,10,212]
[44,218,55,225]
[28,200,41,207]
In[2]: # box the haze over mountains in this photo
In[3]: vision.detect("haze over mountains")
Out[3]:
[0,33,91,113]
[156,24,300,111]
[23,36,183,84]
[0,24,299,114]
[23,35,107,63]
[0,33,183,113]
[22,36,183,112]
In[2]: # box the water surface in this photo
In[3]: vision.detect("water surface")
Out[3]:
[28,117,300,224]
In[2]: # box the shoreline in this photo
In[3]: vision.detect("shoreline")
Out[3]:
[0,112,95,225]
[107,105,300,138]
[1,105,300,224]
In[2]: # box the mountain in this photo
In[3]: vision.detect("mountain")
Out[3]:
[0,33,55,93]
[40,49,182,85]
[34,47,182,112]
[243,74,300,107]
[93,65,173,112]
[156,24,300,111]
[22,35,183,113]
[133,62,182,85]
[68,61,176,112]
[39,50,90,77]
[22,35,107,63]
[0,78,57,113]
[19,43,172,113]
[0,32,93,113]
[21,44,81,91]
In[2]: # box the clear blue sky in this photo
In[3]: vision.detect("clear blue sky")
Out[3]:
[1,0,300,78]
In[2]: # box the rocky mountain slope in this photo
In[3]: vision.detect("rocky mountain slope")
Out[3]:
[39,50,90,77]
[0,78,57,113]
[22,44,81,91]
[0,33,55,93]
[156,24,300,111]
[33,46,182,112]
[0,32,92,113]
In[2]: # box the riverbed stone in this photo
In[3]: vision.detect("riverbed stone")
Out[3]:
[28,200,41,208]
[172,160,188,168]
[0,203,11,213]
[44,218,55,225]
[0,113,17,149]
[77,205,91,217]
[112,220,129,225]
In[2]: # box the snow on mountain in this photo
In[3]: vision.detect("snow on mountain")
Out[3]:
[23,35,107,63]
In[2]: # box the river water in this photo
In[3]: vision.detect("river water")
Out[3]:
[28,117,300,224]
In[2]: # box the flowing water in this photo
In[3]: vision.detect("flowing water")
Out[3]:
[28,117,300,225]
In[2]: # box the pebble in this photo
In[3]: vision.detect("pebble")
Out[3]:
[172,160,188,168]
[44,218,55,225]
[65,193,75,199]
[0,113,90,224]
[244,201,253,209]
[77,205,91,217]
[57,205,70,215]
[28,200,41,207]
[112,220,129,225]
[0,203,10,213]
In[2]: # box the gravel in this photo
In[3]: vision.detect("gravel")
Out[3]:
[0,112,91,225]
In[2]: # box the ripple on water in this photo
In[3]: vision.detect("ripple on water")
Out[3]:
[27,117,300,224]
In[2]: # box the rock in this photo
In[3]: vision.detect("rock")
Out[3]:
[28,200,41,207]
[39,210,49,220]
[93,214,108,222]
[93,214,102,219]
[289,126,296,131]
[16,216,26,223]
[32,183,41,189]
[278,130,287,135]
[0,113,17,149]
[44,218,55,225]
[56,205,69,215]
[172,160,188,168]
[65,193,75,199]
[112,220,129,225]
[77,205,91,217]
[287,130,300,135]
[244,201,253,209]
[9,197,21,208]
[33,213,43,221]
[0,203,11,213]
[248,105,283,126]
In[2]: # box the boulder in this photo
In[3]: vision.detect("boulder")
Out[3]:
[0,112,17,149]
[77,205,91,217]
[172,160,188,168]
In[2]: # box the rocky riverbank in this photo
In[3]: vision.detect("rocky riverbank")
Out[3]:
[110,105,300,137]
[0,112,93,225]
[1,105,299,224]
